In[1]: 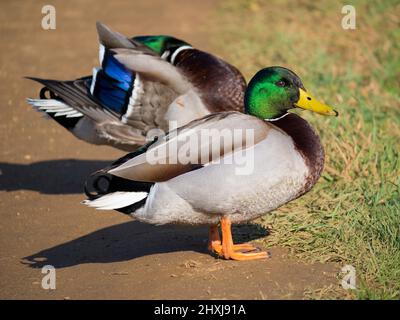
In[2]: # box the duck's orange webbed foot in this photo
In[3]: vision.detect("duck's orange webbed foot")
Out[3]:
[207,219,269,261]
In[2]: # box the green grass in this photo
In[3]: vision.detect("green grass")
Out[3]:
[213,0,400,299]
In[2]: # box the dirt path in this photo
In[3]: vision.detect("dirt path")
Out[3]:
[0,0,338,299]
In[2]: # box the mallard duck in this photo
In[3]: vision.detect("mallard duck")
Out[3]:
[26,22,245,151]
[83,66,338,261]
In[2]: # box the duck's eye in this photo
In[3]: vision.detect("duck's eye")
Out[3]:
[276,80,287,87]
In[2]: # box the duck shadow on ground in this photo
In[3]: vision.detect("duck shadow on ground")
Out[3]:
[0,159,112,194]
[22,221,270,269]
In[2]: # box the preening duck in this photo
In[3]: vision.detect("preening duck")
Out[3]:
[83,67,338,261]
[26,22,246,151]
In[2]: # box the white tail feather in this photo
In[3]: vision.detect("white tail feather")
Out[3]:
[27,98,67,107]
[82,191,148,210]
[26,98,84,118]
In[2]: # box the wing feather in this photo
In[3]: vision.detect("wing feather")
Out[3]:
[108,112,271,182]
[112,48,192,94]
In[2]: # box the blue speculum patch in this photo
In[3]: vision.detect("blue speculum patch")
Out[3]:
[90,49,136,115]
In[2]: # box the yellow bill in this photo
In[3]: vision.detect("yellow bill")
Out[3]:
[295,88,338,116]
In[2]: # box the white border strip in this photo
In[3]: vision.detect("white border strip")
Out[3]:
[170,45,193,65]
[90,67,100,95]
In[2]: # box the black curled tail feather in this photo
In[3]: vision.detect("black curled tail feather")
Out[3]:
[84,137,158,213]
[83,134,158,199]
[84,170,153,199]
[84,170,113,200]
[84,170,154,215]
[39,86,57,100]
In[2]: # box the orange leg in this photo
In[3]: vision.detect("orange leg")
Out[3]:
[208,224,222,254]
[208,218,268,261]
[208,225,256,254]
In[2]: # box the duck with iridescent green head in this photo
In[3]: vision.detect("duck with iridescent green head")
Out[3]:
[84,66,338,261]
